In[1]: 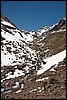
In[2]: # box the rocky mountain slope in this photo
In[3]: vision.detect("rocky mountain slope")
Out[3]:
[1,14,66,99]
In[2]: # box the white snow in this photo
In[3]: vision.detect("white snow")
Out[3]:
[12,82,19,88]
[44,49,49,52]
[22,32,33,42]
[30,88,37,92]
[1,33,36,66]
[36,78,45,82]
[1,31,15,41]
[1,78,5,83]
[37,50,66,75]
[1,50,16,67]
[54,64,58,68]
[50,68,55,71]
[51,31,56,33]
[4,90,11,94]
[14,31,23,40]
[29,31,35,36]
[21,84,24,89]
[44,77,49,80]
[57,29,63,32]
[36,77,49,82]
[38,87,41,89]
[23,66,29,73]
[1,88,4,92]
[62,29,66,32]
[50,64,58,71]
[5,69,25,79]
[1,28,36,67]
[39,87,44,92]
[33,89,37,91]
[1,19,16,28]
[1,70,4,72]
[37,27,49,35]
[14,66,17,68]
[15,89,22,93]
[51,28,66,33]
[14,69,25,76]
[63,17,66,20]
[50,23,58,30]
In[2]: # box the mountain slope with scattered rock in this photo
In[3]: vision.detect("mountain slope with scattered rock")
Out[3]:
[1,14,66,99]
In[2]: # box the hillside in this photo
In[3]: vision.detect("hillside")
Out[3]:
[1,14,66,99]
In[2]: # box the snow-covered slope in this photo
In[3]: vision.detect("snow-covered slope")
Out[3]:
[37,17,66,35]
[37,50,66,75]
[1,14,37,67]
[1,14,16,28]
[1,18,16,28]
[37,26,50,35]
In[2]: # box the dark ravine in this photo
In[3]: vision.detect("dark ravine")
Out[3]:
[1,14,66,99]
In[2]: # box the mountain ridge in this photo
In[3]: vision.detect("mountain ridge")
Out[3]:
[1,13,66,33]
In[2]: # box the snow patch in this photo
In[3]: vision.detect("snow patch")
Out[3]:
[12,82,19,88]
[39,87,44,92]
[21,84,24,89]
[15,89,22,93]
[37,50,66,75]
[30,88,37,92]
[1,19,16,28]
[50,68,55,71]
[5,69,25,79]
[36,77,49,82]
[36,78,45,82]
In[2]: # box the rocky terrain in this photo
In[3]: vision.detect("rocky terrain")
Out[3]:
[1,14,66,99]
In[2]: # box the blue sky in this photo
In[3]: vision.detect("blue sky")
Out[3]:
[1,1,66,31]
